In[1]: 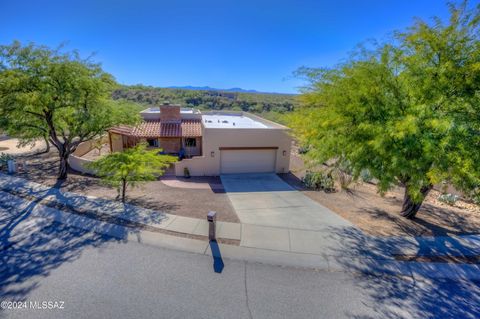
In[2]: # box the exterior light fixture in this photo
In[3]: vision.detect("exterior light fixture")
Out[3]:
[282,150,287,156]
[211,151,215,157]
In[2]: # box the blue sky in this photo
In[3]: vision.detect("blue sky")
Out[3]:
[1,0,451,93]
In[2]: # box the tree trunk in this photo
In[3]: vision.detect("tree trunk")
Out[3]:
[43,135,50,153]
[121,179,127,203]
[58,152,70,180]
[400,185,433,219]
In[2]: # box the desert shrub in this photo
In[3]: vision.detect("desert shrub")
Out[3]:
[469,189,480,205]
[0,153,14,169]
[0,153,14,165]
[360,169,373,183]
[302,170,335,191]
[438,193,459,206]
[302,170,321,189]
[334,170,353,190]
[298,145,310,154]
[322,173,335,191]
[332,158,354,190]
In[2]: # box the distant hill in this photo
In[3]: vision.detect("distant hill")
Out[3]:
[166,85,261,93]
[112,85,298,119]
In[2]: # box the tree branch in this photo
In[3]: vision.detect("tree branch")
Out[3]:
[25,110,45,119]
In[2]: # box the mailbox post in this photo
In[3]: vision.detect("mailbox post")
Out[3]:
[207,211,217,241]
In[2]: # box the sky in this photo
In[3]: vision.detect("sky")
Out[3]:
[1,0,453,93]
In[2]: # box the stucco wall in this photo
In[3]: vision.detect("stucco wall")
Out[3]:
[69,137,107,175]
[69,154,96,175]
[175,126,291,176]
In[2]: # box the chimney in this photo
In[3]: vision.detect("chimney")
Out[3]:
[159,101,181,122]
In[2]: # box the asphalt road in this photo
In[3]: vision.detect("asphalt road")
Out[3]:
[1,208,480,319]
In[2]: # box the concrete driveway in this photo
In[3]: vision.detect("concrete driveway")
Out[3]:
[220,173,352,231]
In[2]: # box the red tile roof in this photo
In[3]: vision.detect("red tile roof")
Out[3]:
[108,125,134,135]
[180,120,203,137]
[109,120,202,138]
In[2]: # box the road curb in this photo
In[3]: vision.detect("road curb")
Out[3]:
[3,191,479,282]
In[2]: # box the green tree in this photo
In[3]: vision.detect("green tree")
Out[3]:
[290,2,480,218]
[0,41,139,179]
[87,143,177,203]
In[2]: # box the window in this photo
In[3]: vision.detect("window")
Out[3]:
[147,139,159,147]
[185,138,196,147]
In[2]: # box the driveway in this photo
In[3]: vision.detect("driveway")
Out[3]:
[220,173,352,231]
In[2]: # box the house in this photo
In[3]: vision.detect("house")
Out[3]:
[108,102,291,176]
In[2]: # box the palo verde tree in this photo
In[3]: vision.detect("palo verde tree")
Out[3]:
[87,143,177,203]
[290,1,480,218]
[0,41,139,179]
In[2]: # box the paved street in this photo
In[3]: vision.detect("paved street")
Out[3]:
[1,203,480,319]
[2,172,480,283]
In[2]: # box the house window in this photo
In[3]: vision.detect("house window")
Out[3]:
[147,139,159,147]
[185,138,196,147]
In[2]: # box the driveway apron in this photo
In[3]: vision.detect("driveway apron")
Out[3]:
[220,174,359,253]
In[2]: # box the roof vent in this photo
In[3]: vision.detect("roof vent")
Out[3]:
[233,122,236,126]
[222,120,228,124]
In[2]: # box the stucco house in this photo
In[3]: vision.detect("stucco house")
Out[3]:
[108,103,291,176]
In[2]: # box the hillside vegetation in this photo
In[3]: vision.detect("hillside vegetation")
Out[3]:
[112,85,297,123]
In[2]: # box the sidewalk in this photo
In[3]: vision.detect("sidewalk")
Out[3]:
[1,173,480,281]
[0,173,241,241]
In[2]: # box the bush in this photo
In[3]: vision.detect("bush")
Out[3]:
[331,159,354,190]
[469,189,480,205]
[0,153,14,170]
[438,193,459,206]
[302,170,335,191]
[298,145,310,154]
[334,170,353,190]
[360,169,373,183]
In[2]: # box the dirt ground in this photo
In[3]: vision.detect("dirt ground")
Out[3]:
[0,138,46,155]
[9,150,239,223]
[6,146,480,235]
[283,152,480,237]
[82,143,111,160]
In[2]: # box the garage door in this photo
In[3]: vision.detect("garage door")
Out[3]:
[220,149,276,174]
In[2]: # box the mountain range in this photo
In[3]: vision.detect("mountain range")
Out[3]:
[166,85,260,93]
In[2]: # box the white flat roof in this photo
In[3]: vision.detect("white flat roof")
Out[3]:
[202,114,268,129]
[140,107,200,114]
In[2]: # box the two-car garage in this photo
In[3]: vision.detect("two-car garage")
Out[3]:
[220,147,277,174]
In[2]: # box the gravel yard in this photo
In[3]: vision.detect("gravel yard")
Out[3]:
[282,152,480,237]
[8,150,239,223]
